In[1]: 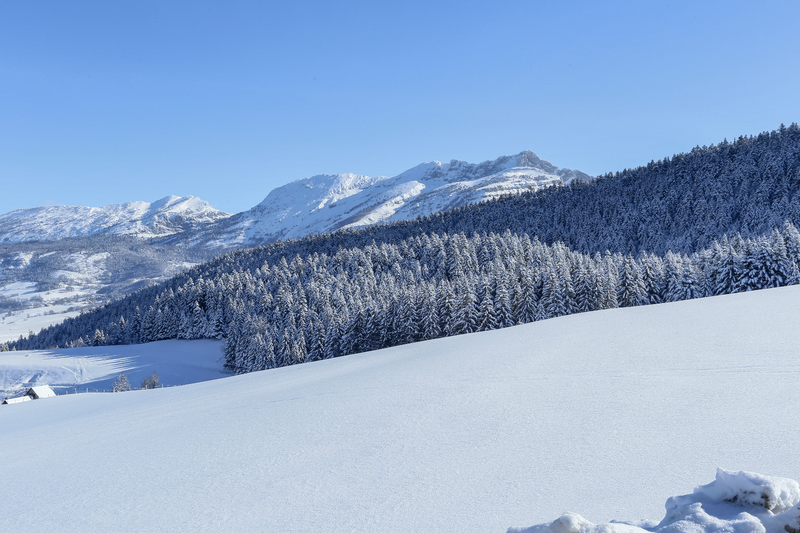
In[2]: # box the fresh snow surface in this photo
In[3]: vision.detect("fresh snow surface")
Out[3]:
[0,195,231,243]
[2,286,800,532]
[190,150,592,248]
[510,469,800,533]
[0,339,227,398]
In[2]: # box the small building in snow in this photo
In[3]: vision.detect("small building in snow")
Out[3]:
[27,386,57,399]
[2,395,31,405]
[2,385,57,405]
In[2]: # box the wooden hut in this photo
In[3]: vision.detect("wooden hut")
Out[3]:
[2,385,57,405]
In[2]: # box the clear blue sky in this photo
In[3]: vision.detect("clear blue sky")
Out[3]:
[2,1,799,215]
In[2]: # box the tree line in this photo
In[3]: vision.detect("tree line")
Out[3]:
[4,223,799,374]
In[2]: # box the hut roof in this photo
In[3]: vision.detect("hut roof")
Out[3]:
[2,395,32,405]
[28,386,57,399]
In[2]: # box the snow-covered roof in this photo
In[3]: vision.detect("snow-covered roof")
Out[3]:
[2,395,32,405]
[28,386,56,399]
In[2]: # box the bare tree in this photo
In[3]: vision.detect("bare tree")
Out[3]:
[141,371,160,390]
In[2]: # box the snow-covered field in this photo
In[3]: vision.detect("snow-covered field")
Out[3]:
[0,339,227,398]
[0,281,92,343]
[0,306,82,343]
[2,286,800,532]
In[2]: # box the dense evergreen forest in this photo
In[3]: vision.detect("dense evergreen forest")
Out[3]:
[5,125,800,374]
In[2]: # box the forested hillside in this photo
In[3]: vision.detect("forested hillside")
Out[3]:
[6,126,800,372]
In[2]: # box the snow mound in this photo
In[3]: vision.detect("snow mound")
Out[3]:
[509,470,800,533]
[667,468,800,514]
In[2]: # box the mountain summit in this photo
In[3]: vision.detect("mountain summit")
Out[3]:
[185,151,591,248]
[0,196,231,243]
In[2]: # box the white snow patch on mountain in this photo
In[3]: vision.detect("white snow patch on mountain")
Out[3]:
[0,195,231,243]
[1,286,799,532]
[0,244,203,341]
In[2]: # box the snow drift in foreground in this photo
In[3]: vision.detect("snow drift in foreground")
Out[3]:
[2,286,800,532]
[511,469,800,533]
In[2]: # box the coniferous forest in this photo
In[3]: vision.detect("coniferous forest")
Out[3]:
[5,125,800,375]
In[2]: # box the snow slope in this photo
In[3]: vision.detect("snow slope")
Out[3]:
[0,195,231,243]
[183,150,591,247]
[0,245,199,343]
[0,339,227,398]
[2,286,799,532]
[0,306,83,344]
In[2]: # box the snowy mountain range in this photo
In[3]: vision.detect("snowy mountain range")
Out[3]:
[177,150,591,248]
[0,195,231,243]
[0,151,590,248]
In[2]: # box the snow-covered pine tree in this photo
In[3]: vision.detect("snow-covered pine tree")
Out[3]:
[450,278,479,335]
[420,283,442,340]
[477,276,498,332]
[494,270,515,328]
[190,301,206,339]
[541,263,566,319]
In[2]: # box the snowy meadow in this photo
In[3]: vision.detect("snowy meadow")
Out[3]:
[0,339,227,398]
[2,286,799,532]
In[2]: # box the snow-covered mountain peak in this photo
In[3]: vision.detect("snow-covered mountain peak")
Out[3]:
[146,195,223,217]
[150,195,184,209]
[0,196,231,243]
[1,152,590,249]
[255,173,392,212]
[192,151,592,248]
[396,150,587,185]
